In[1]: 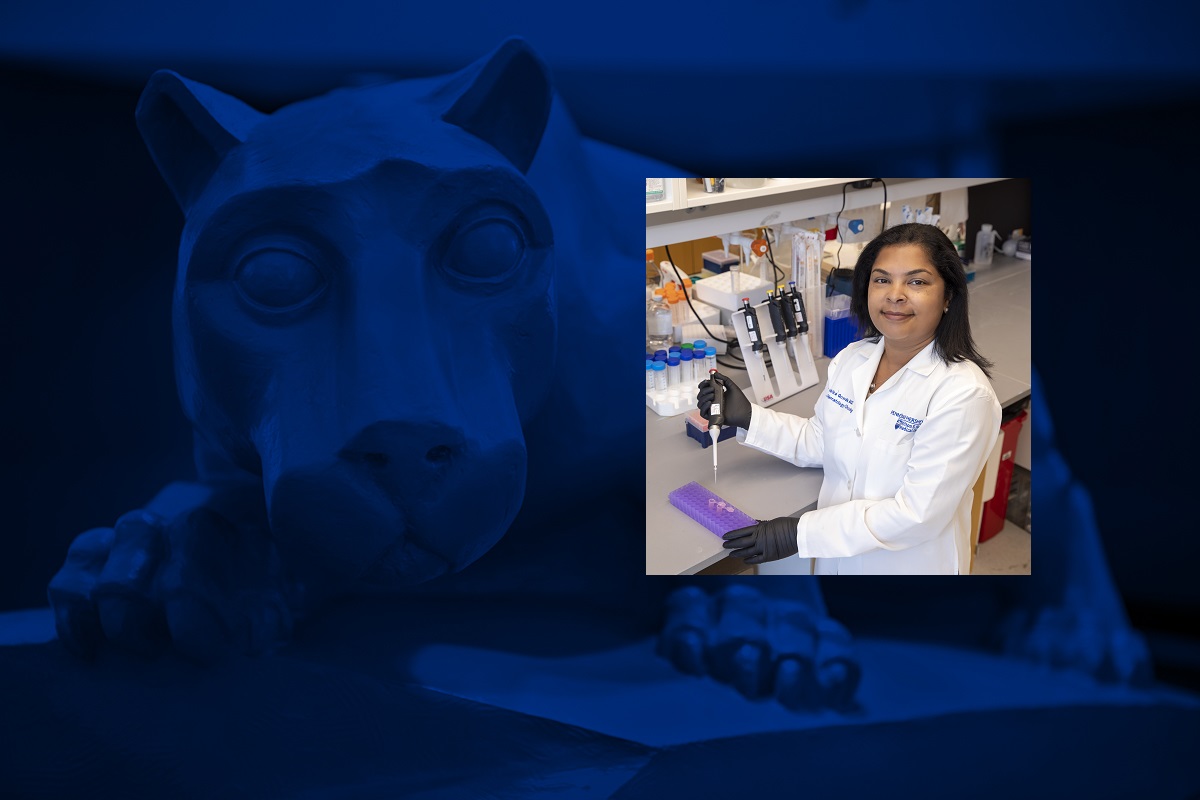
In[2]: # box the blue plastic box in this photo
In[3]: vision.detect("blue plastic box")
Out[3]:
[823,312,862,358]
[701,250,741,275]
[684,409,738,448]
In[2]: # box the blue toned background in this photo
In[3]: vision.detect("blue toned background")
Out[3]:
[2,0,1200,794]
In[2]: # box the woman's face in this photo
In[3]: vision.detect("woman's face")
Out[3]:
[866,244,949,352]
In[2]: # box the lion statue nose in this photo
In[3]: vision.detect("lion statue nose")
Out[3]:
[339,421,467,503]
[265,419,526,589]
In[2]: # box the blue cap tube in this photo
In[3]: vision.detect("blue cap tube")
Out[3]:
[652,360,668,392]
[678,349,694,386]
[667,356,681,387]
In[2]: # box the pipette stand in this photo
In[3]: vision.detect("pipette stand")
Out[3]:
[731,305,819,407]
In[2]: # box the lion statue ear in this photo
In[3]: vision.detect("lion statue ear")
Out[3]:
[439,37,553,174]
[135,71,266,212]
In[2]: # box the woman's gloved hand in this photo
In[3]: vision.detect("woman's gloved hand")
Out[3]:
[722,517,800,564]
[696,371,753,431]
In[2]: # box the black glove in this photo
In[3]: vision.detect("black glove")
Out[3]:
[696,371,753,431]
[722,517,800,564]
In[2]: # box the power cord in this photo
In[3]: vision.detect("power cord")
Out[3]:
[763,227,786,286]
[835,181,849,272]
[879,178,887,234]
[663,244,745,371]
[838,178,888,268]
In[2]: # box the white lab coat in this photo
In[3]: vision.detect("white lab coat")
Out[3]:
[737,337,1001,575]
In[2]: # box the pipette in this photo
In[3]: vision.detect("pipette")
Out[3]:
[707,368,724,484]
[739,297,774,395]
[778,283,805,363]
[785,281,809,334]
[741,297,764,354]
[765,289,799,367]
[766,291,787,345]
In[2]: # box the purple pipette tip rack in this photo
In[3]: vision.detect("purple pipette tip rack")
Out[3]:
[668,481,756,538]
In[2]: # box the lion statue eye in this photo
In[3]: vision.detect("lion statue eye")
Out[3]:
[234,248,327,310]
[443,217,526,284]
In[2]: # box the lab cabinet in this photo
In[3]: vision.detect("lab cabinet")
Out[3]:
[980,407,1028,543]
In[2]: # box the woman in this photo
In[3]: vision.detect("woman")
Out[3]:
[698,223,1001,574]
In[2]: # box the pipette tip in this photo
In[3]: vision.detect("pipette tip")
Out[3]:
[711,424,719,484]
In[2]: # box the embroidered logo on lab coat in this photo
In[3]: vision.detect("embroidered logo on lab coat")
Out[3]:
[825,388,854,412]
[890,410,924,432]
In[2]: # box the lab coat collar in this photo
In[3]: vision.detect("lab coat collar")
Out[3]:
[853,338,886,402]
[904,339,941,378]
[852,339,885,429]
[852,338,940,427]
[864,337,941,381]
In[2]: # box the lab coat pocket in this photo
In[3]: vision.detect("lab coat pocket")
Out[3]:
[872,429,916,453]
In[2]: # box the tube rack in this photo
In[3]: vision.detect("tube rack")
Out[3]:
[668,481,756,538]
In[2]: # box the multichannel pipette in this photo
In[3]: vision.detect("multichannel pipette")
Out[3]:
[707,368,723,484]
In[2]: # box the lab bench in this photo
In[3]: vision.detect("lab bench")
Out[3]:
[645,255,1031,575]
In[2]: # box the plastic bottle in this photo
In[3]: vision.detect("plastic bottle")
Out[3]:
[953,221,968,262]
[646,179,665,203]
[974,223,999,267]
[647,289,673,351]
[1001,230,1021,258]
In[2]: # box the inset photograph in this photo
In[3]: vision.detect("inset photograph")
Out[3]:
[645,178,1031,576]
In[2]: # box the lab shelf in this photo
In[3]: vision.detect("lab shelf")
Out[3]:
[680,178,860,209]
[645,196,681,213]
[646,179,860,218]
[645,177,685,211]
[645,177,1008,248]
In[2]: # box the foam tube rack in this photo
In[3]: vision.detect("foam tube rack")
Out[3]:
[668,481,757,537]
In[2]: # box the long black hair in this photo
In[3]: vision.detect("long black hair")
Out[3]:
[850,222,994,379]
